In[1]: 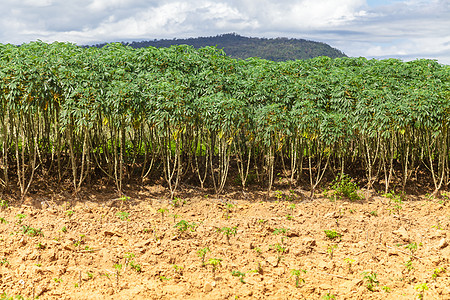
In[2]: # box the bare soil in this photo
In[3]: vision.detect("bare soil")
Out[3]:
[0,185,449,299]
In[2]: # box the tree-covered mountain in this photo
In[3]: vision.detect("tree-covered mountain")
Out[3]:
[91,33,347,61]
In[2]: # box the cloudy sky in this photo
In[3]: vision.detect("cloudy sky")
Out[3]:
[1,0,449,64]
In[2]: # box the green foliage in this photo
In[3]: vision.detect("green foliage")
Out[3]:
[362,272,379,292]
[0,41,449,199]
[174,220,197,232]
[157,208,168,219]
[207,258,222,274]
[218,226,238,243]
[330,174,361,201]
[231,270,246,283]
[21,226,43,237]
[414,283,428,299]
[116,211,129,221]
[197,247,211,266]
[290,269,307,287]
[324,229,341,240]
[0,200,8,209]
[432,267,445,280]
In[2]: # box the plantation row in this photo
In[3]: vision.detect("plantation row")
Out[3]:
[0,42,449,198]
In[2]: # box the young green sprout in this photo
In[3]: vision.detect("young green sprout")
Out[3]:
[324,229,341,241]
[290,269,307,287]
[231,270,246,283]
[169,214,180,223]
[414,283,428,300]
[271,243,286,265]
[116,211,129,221]
[207,258,222,276]
[114,263,122,287]
[197,247,211,266]
[218,226,237,244]
[326,244,337,260]
[432,267,445,280]
[157,208,168,219]
[344,258,355,273]
[362,272,379,292]
[225,203,235,219]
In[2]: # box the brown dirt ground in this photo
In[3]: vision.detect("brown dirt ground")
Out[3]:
[0,186,449,300]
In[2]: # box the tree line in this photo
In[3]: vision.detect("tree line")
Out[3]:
[0,41,449,199]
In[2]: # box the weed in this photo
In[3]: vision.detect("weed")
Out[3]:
[0,258,9,266]
[369,211,378,216]
[344,258,355,273]
[330,174,361,201]
[15,214,26,224]
[84,246,94,252]
[326,244,337,260]
[404,258,414,272]
[231,270,246,283]
[207,258,222,276]
[0,200,8,209]
[157,208,168,219]
[322,293,336,300]
[197,247,211,266]
[61,226,67,233]
[172,264,184,275]
[130,261,142,272]
[362,272,379,291]
[87,272,93,279]
[159,275,171,281]
[290,269,306,287]
[324,229,341,241]
[36,242,46,249]
[385,191,404,214]
[218,226,237,243]
[286,214,293,220]
[171,197,182,208]
[273,228,288,235]
[254,247,262,256]
[169,214,180,223]
[382,286,391,293]
[0,294,25,300]
[270,243,286,265]
[114,263,122,286]
[432,267,445,280]
[257,219,267,224]
[116,211,129,221]
[225,202,235,219]
[405,242,417,256]
[21,226,44,237]
[0,218,7,224]
[414,283,428,300]
[53,278,62,283]
[174,220,197,232]
[65,210,74,218]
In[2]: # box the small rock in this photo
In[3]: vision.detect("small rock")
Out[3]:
[319,283,333,290]
[153,249,163,255]
[104,230,122,237]
[438,238,448,249]
[204,282,213,293]
[392,227,410,242]
[267,256,279,267]
[340,278,363,291]
[324,212,337,218]
[302,237,316,247]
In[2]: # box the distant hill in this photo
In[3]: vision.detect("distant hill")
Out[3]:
[92,33,347,61]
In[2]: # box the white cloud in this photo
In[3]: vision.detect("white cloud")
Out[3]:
[0,0,449,64]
